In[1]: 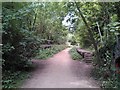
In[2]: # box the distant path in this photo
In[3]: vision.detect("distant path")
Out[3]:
[21,48,99,88]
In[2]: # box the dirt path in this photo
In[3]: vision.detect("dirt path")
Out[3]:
[21,48,99,88]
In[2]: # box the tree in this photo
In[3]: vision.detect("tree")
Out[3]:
[74,2,100,63]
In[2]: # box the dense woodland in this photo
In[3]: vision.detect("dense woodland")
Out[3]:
[1,2,120,88]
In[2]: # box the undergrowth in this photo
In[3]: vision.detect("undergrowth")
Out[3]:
[92,46,120,89]
[36,45,67,59]
[2,70,30,88]
[69,47,82,60]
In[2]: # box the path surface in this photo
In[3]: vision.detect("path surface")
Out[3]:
[21,48,99,88]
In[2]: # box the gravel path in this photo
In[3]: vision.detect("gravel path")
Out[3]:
[21,48,99,88]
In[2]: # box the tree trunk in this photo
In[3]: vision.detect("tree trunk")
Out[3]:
[96,22,103,44]
[32,13,37,31]
[74,2,100,64]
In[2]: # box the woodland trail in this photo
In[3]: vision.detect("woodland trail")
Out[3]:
[21,48,99,88]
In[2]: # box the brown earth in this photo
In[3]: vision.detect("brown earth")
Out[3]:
[21,48,100,88]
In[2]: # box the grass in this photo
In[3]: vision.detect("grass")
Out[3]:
[69,47,83,60]
[36,45,67,59]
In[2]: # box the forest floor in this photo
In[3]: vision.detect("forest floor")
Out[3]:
[21,48,100,88]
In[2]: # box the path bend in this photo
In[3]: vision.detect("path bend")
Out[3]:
[21,48,99,88]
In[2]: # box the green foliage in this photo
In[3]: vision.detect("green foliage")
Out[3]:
[2,70,29,88]
[34,2,67,44]
[78,32,91,48]
[2,2,120,89]
[97,21,120,88]
[2,2,41,70]
[2,2,69,88]
[94,22,120,88]
[69,47,82,60]
[36,45,67,59]
[72,2,120,88]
